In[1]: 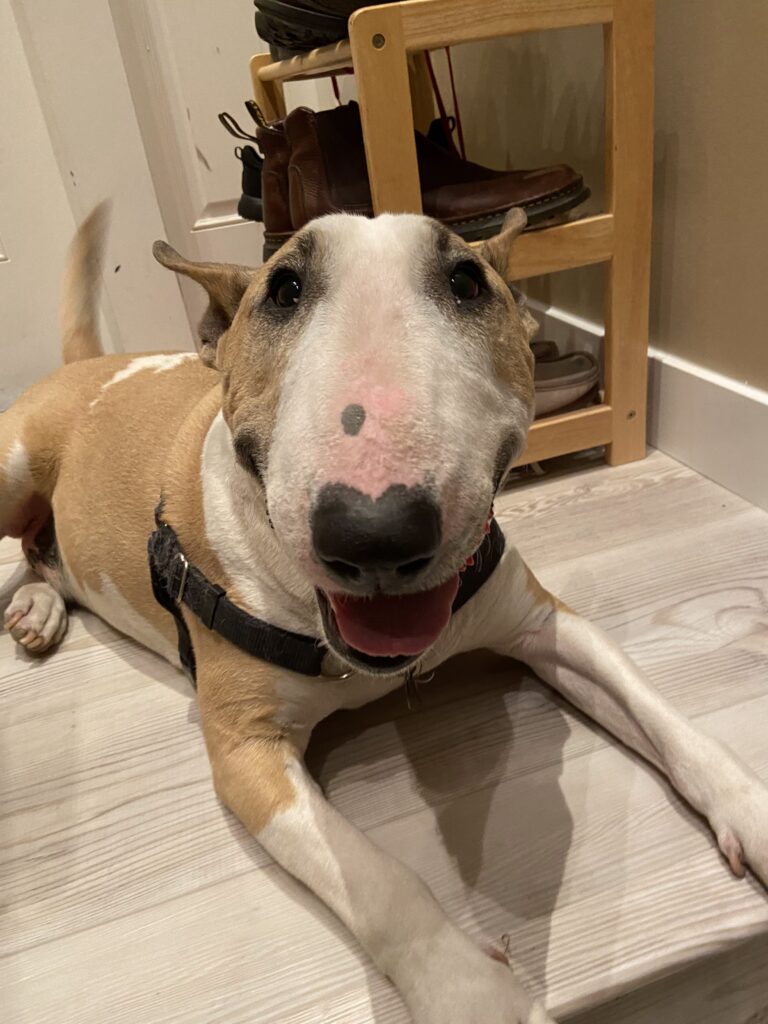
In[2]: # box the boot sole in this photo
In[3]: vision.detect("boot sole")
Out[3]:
[262,184,591,261]
[446,183,592,242]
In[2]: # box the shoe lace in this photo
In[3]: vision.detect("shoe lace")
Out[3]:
[424,47,466,160]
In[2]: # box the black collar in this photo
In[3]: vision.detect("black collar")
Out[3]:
[148,505,505,684]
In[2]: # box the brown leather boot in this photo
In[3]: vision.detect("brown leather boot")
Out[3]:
[257,121,293,240]
[260,103,589,258]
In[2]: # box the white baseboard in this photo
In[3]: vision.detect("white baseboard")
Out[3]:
[527,299,768,512]
[646,349,768,511]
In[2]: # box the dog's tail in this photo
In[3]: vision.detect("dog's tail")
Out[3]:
[61,201,110,364]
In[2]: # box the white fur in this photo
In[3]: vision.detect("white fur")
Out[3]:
[201,412,319,635]
[259,755,555,1024]
[200,414,410,737]
[273,666,404,749]
[67,571,179,664]
[0,440,33,529]
[2,439,30,485]
[90,353,195,407]
[488,555,768,884]
[266,214,532,594]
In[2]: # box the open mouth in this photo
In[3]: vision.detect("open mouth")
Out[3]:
[317,573,460,674]
[316,509,496,675]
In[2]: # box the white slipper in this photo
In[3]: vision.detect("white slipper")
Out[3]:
[534,351,599,418]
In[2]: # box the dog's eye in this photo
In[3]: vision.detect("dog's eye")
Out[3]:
[449,262,484,304]
[268,270,302,309]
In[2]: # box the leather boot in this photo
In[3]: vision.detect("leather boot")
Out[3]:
[257,121,294,240]
[259,103,589,258]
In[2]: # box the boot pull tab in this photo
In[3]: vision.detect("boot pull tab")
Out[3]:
[245,99,270,129]
[218,110,259,142]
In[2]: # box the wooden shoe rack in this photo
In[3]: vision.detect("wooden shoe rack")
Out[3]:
[250,0,654,468]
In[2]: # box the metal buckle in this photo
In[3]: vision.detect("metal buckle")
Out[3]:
[173,552,189,606]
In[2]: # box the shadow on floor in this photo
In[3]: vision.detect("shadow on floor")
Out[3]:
[305,649,574,1018]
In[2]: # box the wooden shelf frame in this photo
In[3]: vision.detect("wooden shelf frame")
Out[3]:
[250,0,654,467]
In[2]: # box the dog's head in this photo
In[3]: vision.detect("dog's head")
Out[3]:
[154,212,536,675]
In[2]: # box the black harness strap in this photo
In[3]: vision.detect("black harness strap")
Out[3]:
[453,518,505,615]
[148,506,505,684]
[148,508,325,683]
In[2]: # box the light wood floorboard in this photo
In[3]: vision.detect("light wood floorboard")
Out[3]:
[1,450,767,1023]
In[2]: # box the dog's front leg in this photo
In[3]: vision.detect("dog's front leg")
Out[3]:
[195,650,557,1024]
[494,561,768,888]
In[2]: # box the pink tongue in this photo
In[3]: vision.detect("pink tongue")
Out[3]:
[329,575,460,657]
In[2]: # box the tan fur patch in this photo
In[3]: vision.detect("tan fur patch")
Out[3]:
[154,232,318,475]
[191,625,297,834]
[218,323,291,464]
[487,289,536,406]
[0,358,123,537]
[152,240,255,368]
[152,382,299,836]
[61,201,109,364]
[216,233,312,465]
[52,354,218,646]
[476,208,536,408]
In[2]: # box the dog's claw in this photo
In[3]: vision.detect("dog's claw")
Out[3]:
[707,761,768,890]
[719,828,746,878]
[4,610,24,631]
[3,582,67,654]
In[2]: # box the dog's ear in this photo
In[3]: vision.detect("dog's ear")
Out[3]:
[479,211,537,343]
[516,296,539,345]
[506,284,539,343]
[478,208,527,277]
[153,241,254,367]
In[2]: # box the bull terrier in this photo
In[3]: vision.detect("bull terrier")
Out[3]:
[2,204,766,1023]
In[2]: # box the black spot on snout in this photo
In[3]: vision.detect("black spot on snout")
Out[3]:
[341,404,366,436]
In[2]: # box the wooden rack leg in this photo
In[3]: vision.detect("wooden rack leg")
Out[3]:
[250,53,287,123]
[409,52,435,134]
[603,0,655,465]
[349,5,422,214]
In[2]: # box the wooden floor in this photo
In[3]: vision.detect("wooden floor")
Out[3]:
[2,450,767,1024]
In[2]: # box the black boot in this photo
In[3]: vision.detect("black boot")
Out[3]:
[253,0,390,58]
[236,145,264,222]
[219,111,264,222]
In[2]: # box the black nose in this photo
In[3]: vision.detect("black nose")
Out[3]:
[312,483,441,583]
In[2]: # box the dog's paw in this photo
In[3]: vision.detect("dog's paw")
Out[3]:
[400,936,558,1024]
[705,754,768,887]
[713,800,768,888]
[4,582,67,653]
[424,961,556,1024]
